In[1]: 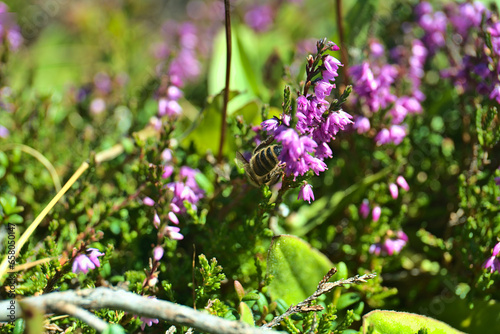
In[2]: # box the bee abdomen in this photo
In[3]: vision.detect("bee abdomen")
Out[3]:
[251,145,281,176]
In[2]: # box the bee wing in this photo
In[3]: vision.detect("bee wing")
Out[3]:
[235,151,249,169]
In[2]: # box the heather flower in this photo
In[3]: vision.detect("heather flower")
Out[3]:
[167,85,183,100]
[72,248,104,274]
[158,98,182,117]
[375,129,391,146]
[389,124,406,145]
[359,199,370,219]
[165,226,184,240]
[369,40,384,58]
[372,206,381,222]
[483,256,500,274]
[493,242,500,257]
[161,148,173,162]
[162,165,174,179]
[370,231,408,256]
[389,183,399,199]
[153,246,164,261]
[143,197,155,207]
[93,72,112,94]
[397,176,410,191]
[298,183,314,203]
[90,98,106,115]
[244,5,273,32]
[153,212,161,229]
[354,117,370,134]
[0,125,9,138]
[384,231,408,255]
[369,243,383,256]
[168,211,179,224]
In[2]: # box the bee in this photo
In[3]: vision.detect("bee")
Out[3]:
[236,136,284,187]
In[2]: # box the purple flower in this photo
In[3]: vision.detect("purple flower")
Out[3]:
[389,125,406,145]
[143,197,155,207]
[369,40,384,58]
[322,55,342,81]
[298,183,315,203]
[375,129,391,146]
[153,212,161,229]
[0,125,9,138]
[314,80,334,100]
[153,246,164,261]
[93,72,112,94]
[354,116,370,134]
[90,98,106,115]
[72,248,104,274]
[493,242,500,257]
[370,230,408,256]
[158,98,182,117]
[244,5,273,32]
[165,226,184,240]
[167,85,183,100]
[397,176,410,191]
[483,256,500,274]
[262,118,279,134]
[372,206,381,222]
[162,165,174,179]
[389,183,399,199]
[359,199,370,219]
[161,149,173,162]
[369,243,383,256]
[384,236,406,255]
[87,248,104,267]
[168,211,179,225]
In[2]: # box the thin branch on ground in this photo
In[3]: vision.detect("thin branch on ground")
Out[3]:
[0,287,283,334]
[262,268,377,329]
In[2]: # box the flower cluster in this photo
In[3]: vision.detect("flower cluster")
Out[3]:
[72,248,104,274]
[155,22,201,121]
[350,38,426,146]
[369,230,408,256]
[483,242,500,274]
[261,40,353,202]
[144,152,204,241]
[417,1,500,105]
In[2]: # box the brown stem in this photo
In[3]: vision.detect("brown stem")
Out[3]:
[218,0,232,163]
[335,0,349,86]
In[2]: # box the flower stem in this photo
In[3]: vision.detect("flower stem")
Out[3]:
[218,0,232,163]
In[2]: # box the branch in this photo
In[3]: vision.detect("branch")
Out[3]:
[217,0,232,163]
[52,302,109,333]
[0,287,283,334]
[262,268,377,329]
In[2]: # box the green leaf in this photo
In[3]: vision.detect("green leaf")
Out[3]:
[336,292,361,310]
[234,280,245,302]
[266,235,335,305]
[238,301,255,326]
[13,319,24,334]
[362,310,464,334]
[103,324,126,334]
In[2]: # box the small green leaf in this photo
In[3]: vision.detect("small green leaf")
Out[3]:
[103,324,126,334]
[13,319,24,334]
[336,292,361,310]
[238,301,255,326]
[234,280,245,302]
[362,310,464,334]
[242,293,260,301]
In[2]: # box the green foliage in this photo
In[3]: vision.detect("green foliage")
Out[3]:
[266,235,334,305]
[195,254,227,308]
[362,310,463,334]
